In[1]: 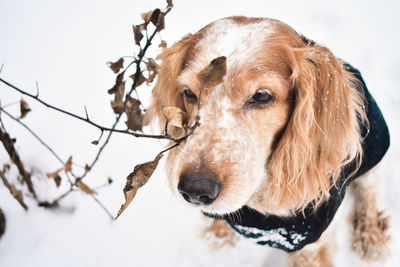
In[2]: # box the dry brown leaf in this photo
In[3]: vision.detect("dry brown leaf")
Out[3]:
[77,181,97,195]
[197,56,227,88]
[159,40,167,49]
[145,58,159,84]
[53,175,61,188]
[115,153,164,219]
[46,168,63,178]
[167,0,174,9]
[110,81,125,114]
[64,156,72,173]
[146,72,157,84]
[2,164,10,173]
[141,9,161,26]
[130,72,146,88]
[20,98,31,119]
[107,72,125,95]
[85,164,91,173]
[162,107,188,139]
[91,140,99,145]
[11,185,24,204]
[107,58,124,74]
[133,25,144,45]
[155,13,165,32]
[108,177,113,184]
[0,171,28,210]
[145,58,159,73]
[125,97,143,132]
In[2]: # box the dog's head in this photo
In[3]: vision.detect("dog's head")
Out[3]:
[146,17,366,216]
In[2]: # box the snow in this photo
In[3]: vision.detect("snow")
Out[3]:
[1,0,400,266]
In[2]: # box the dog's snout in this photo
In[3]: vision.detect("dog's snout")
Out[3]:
[178,168,221,205]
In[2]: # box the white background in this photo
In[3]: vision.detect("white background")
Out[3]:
[1,0,399,266]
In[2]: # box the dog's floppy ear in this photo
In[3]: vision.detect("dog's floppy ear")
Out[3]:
[267,42,367,211]
[144,33,199,128]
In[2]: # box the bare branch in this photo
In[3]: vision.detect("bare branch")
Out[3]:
[0,78,173,140]
[0,121,37,199]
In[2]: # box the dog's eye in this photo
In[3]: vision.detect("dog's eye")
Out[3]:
[183,88,198,103]
[249,89,274,105]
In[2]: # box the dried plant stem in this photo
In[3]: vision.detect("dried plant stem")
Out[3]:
[0,0,178,220]
[0,107,74,184]
[90,194,115,220]
[0,170,28,210]
[0,124,37,199]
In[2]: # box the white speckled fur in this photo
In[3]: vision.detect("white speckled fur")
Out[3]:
[167,18,281,215]
[188,18,275,73]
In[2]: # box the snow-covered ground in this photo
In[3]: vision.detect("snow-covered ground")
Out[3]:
[0,0,399,266]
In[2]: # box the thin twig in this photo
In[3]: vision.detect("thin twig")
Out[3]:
[1,101,20,109]
[35,81,39,97]
[90,194,114,220]
[0,79,173,141]
[83,23,166,177]
[0,107,74,184]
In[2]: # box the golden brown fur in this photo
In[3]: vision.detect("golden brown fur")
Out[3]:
[146,16,387,265]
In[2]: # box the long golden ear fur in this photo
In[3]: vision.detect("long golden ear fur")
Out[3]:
[144,33,199,129]
[267,43,367,212]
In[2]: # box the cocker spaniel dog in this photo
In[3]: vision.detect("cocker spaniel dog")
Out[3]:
[146,17,390,266]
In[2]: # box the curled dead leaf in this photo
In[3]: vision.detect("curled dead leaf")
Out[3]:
[197,56,227,88]
[162,107,188,139]
[107,72,125,95]
[2,164,10,173]
[20,98,31,119]
[155,13,165,32]
[115,153,164,219]
[133,25,144,45]
[129,72,146,88]
[0,171,28,210]
[145,58,159,84]
[108,177,113,184]
[11,185,24,205]
[141,9,161,26]
[125,97,143,132]
[167,0,174,9]
[145,58,159,73]
[64,156,72,173]
[107,58,124,74]
[46,168,63,178]
[159,40,167,49]
[77,181,97,195]
[110,81,125,114]
[91,140,99,145]
[53,175,61,188]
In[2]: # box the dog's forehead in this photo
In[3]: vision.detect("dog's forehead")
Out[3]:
[190,17,276,72]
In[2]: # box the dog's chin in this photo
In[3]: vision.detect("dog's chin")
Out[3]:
[196,200,247,217]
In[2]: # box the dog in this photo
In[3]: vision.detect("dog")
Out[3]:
[146,16,390,266]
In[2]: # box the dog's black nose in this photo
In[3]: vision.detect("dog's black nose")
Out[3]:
[178,168,221,205]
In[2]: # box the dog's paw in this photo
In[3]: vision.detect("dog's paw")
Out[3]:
[352,210,390,261]
[201,219,238,249]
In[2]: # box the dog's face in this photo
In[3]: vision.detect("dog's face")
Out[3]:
[147,17,365,216]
